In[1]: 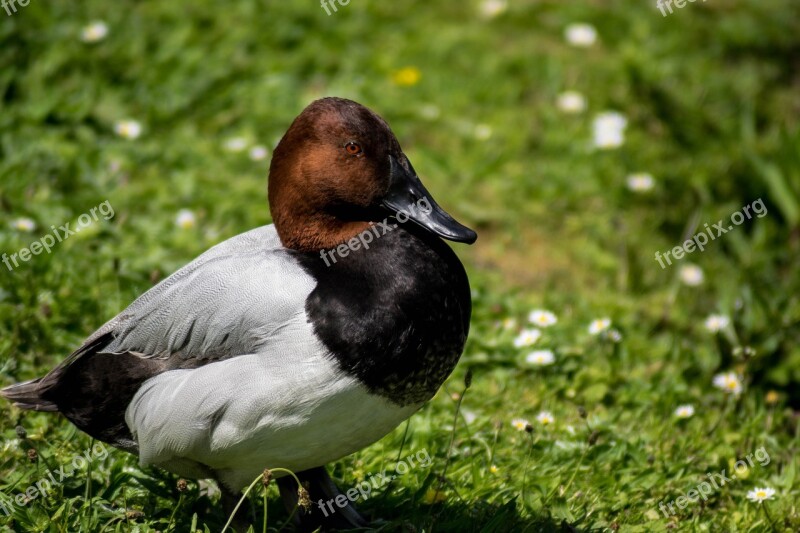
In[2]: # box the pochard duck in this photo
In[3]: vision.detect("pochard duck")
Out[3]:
[2,97,476,529]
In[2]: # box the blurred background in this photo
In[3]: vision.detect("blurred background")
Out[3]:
[1,0,799,531]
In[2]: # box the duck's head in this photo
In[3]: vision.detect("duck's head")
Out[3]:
[268,97,477,252]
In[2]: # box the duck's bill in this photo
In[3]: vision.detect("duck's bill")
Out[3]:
[382,155,477,244]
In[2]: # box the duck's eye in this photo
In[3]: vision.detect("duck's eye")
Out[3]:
[344,142,363,156]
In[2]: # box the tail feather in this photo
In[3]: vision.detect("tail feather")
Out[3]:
[0,378,59,412]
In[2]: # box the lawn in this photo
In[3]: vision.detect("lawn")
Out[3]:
[1,0,800,531]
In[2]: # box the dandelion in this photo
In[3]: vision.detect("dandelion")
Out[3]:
[713,371,743,396]
[528,309,557,327]
[556,91,587,114]
[489,464,499,474]
[592,112,627,149]
[765,390,780,405]
[511,418,530,431]
[114,120,142,140]
[588,318,611,335]
[564,23,597,47]
[474,124,492,140]
[81,21,108,43]
[626,173,655,192]
[224,137,248,152]
[249,145,269,161]
[679,264,704,286]
[175,209,196,229]
[526,350,555,366]
[392,67,421,87]
[513,328,542,348]
[674,405,695,419]
[10,217,36,232]
[479,0,507,18]
[705,314,730,333]
[746,487,776,503]
[536,411,555,426]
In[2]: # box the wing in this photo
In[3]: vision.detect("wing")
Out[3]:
[3,225,318,449]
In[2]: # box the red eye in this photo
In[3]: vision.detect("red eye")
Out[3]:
[345,142,362,156]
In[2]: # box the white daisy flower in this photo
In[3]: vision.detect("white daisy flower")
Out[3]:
[81,21,108,43]
[513,328,542,348]
[705,314,730,333]
[679,264,704,286]
[626,173,655,192]
[113,120,142,140]
[528,309,557,327]
[11,217,36,232]
[713,372,743,396]
[588,318,611,335]
[175,209,196,229]
[556,91,587,114]
[746,487,776,503]
[592,112,627,149]
[511,418,530,431]
[564,23,597,47]
[249,145,269,161]
[674,405,695,419]
[501,317,517,330]
[224,137,248,152]
[526,350,555,366]
[479,0,507,18]
[474,124,493,140]
[536,411,555,426]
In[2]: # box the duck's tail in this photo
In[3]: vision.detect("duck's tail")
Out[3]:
[1,378,59,412]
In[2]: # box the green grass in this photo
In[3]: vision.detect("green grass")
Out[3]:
[2,0,800,531]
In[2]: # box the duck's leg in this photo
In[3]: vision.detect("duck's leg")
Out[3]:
[277,466,370,531]
[220,486,252,532]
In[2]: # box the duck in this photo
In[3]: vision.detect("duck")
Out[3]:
[1,97,476,530]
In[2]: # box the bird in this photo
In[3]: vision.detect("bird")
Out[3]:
[1,97,476,530]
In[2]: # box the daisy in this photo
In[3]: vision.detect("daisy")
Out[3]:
[175,209,196,229]
[526,350,555,366]
[674,405,695,419]
[249,145,269,161]
[11,217,36,232]
[81,21,108,43]
[511,418,530,431]
[528,309,557,327]
[746,487,776,503]
[224,137,248,152]
[705,314,730,333]
[474,124,492,140]
[679,264,704,286]
[564,23,597,47]
[588,318,611,335]
[626,173,655,192]
[392,67,421,87]
[592,112,627,149]
[113,120,142,140]
[556,91,587,114]
[501,317,517,330]
[713,372,743,396]
[479,0,507,18]
[536,411,555,426]
[513,328,541,348]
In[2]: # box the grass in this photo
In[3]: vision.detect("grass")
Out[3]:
[2,0,800,531]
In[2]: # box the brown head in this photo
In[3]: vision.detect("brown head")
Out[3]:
[268,97,476,251]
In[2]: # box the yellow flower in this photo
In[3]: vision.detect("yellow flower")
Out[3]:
[422,487,447,504]
[765,390,780,405]
[392,67,421,87]
[489,465,499,474]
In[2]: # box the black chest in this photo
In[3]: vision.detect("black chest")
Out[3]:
[295,224,471,406]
